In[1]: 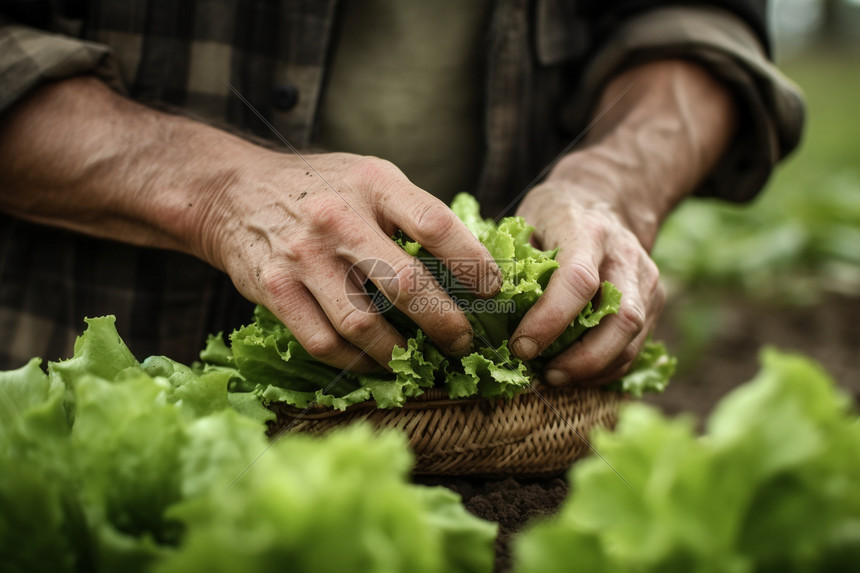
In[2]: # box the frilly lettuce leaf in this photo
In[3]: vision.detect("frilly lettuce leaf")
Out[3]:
[0,358,66,444]
[460,343,531,400]
[0,359,77,572]
[608,340,677,398]
[387,329,446,406]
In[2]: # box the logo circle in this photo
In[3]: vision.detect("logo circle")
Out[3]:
[344,258,398,314]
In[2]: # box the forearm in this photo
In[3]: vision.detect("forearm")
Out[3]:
[0,75,503,370]
[511,59,737,380]
[546,59,737,248]
[0,76,268,268]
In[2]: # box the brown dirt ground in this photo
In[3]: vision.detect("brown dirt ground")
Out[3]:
[418,293,860,573]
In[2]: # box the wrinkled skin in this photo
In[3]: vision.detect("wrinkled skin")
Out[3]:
[205,152,503,371]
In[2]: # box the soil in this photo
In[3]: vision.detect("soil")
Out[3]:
[643,292,860,423]
[416,292,860,573]
[414,475,568,572]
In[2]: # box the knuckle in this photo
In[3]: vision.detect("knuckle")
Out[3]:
[616,303,647,336]
[643,254,660,277]
[258,267,295,300]
[412,201,456,245]
[642,258,661,289]
[283,234,317,264]
[311,199,353,233]
[350,156,399,190]
[302,331,344,360]
[558,261,601,301]
[338,307,379,340]
[579,212,612,242]
[618,345,639,366]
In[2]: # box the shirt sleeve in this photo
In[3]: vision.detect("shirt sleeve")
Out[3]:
[0,18,125,115]
[573,6,805,203]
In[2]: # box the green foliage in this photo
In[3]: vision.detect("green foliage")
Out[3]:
[607,339,677,398]
[652,181,860,301]
[514,349,860,572]
[156,426,496,573]
[653,52,860,302]
[0,318,497,573]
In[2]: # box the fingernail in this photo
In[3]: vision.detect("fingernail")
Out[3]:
[477,267,502,297]
[511,336,540,360]
[448,331,473,355]
[545,369,569,386]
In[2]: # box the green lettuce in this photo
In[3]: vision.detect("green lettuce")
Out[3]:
[207,193,673,411]
[514,349,860,572]
[606,340,677,398]
[0,359,77,573]
[156,425,496,573]
[0,317,497,573]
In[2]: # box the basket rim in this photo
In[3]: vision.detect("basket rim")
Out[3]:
[267,379,613,420]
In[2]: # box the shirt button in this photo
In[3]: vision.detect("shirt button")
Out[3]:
[272,83,299,111]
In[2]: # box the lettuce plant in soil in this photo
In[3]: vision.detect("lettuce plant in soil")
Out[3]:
[514,349,860,573]
[0,317,496,573]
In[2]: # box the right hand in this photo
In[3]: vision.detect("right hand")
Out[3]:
[196,152,502,372]
[0,77,500,372]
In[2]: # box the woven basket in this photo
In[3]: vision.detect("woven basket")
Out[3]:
[267,382,624,477]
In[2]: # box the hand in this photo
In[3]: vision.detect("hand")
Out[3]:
[507,59,737,385]
[510,163,664,386]
[0,77,501,372]
[201,152,502,372]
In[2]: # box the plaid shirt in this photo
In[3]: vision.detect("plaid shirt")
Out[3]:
[0,0,804,368]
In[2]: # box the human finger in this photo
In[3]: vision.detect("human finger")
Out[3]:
[348,243,474,356]
[263,278,381,372]
[378,184,502,298]
[296,261,408,369]
[508,233,605,361]
[544,267,664,384]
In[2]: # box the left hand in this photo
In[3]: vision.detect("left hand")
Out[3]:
[510,153,664,386]
[507,59,737,386]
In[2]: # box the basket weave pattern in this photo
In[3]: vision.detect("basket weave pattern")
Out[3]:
[268,384,623,477]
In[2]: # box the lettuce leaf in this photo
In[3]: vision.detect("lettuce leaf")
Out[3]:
[608,340,677,398]
[0,359,78,573]
[514,349,860,572]
[156,425,496,573]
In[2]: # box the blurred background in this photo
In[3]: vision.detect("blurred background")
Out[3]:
[645,0,860,422]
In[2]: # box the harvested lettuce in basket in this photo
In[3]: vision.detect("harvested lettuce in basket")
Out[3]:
[206,193,675,410]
